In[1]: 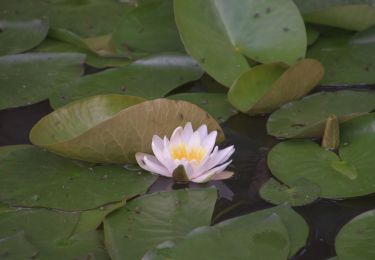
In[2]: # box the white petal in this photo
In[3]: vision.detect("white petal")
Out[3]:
[187,131,201,149]
[201,131,217,154]
[170,126,183,147]
[152,136,175,173]
[181,122,193,142]
[179,159,195,179]
[191,160,232,183]
[197,145,235,176]
[196,124,208,140]
[135,153,171,177]
[190,146,218,177]
[211,171,234,180]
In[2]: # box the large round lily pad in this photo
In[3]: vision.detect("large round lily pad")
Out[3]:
[0,145,156,210]
[145,214,290,260]
[174,0,306,86]
[0,208,109,259]
[0,19,48,56]
[104,188,218,260]
[260,178,320,206]
[0,52,85,110]
[228,59,324,115]
[307,27,375,86]
[30,95,224,163]
[168,93,237,123]
[0,231,38,259]
[268,114,375,198]
[112,0,184,54]
[49,53,204,108]
[335,209,375,260]
[267,90,375,138]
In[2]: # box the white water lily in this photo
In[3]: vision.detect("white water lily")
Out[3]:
[135,122,235,183]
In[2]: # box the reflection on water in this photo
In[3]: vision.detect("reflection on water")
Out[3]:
[1,101,375,260]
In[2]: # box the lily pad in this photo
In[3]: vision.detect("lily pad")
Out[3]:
[0,52,85,110]
[31,95,224,163]
[0,19,49,56]
[49,53,204,108]
[0,145,156,210]
[145,214,290,260]
[267,90,375,138]
[260,178,320,206]
[0,208,109,259]
[228,59,324,115]
[168,93,237,123]
[34,38,131,68]
[103,188,218,260]
[335,209,375,260]
[0,231,38,259]
[268,113,375,198]
[306,26,320,46]
[113,0,184,55]
[307,28,375,86]
[174,0,306,86]
[0,0,136,37]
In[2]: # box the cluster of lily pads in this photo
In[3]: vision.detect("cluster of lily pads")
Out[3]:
[1,0,375,259]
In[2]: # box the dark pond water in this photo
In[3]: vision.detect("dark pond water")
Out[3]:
[1,97,375,260]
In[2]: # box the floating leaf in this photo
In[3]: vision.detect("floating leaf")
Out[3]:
[228,59,324,115]
[0,231,38,259]
[0,19,48,56]
[268,114,375,198]
[145,214,290,260]
[307,28,375,86]
[174,0,306,86]
[113,0,184,55]
[0,145,156,210]
[0,53,85,110]
[260,178,320,206]
[0,0,136,37]
[168,93,237,123]
[267,91,375,138]
[104,188,218,260]
[49,53,204,108]
[0,209,109,259]
[335,209,375,260]
[30,95,224,163]
[306,26,320,46]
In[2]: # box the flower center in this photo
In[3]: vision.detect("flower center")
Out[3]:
[170,143,206,162]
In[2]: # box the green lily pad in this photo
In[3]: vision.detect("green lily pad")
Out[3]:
[0,209,109,259]
[0,145,156,210]
[335,209,375,260]
[49,53,204,108]
[306,26,320,46]
[168,93,237,123]
[260,178,320,206]
[228,59,324,115]
[113,0,184,55]
[267,90,375,138]
[294,0,372,12]
[340,112,375,141]
[31,95,224,163]
[174,0,306,86]
[307,27,375,86]
[0,0,136,37]
[268,114,375,198]
[145,214,290,260]
[34,38,131,68]
[103,188,218,260]
[0,52,85,110]
[0,231,38,259]
[0,19,49,56]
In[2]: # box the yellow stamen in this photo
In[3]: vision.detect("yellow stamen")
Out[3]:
[170,143,206,162]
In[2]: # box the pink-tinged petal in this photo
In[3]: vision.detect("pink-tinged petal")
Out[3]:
[211,171,234,180]
[196,124,208,140]
[187,131,201,149]
[135,153,171,177]
[170,126,183,147]
[181,122,193,142]
[201,131,217,154]
[191,160,232,183]
[179,159,195,180]
[152,136,176,173]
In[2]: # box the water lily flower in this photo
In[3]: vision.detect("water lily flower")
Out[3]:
[135,122,235,183]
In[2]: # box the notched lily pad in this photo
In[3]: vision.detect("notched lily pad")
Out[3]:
[30,95,224,163]
[260,178,320,206]
[267,90,375,138]
[228,59,324,115]
[0,19,49,56]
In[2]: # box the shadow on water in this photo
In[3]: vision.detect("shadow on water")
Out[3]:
[1,99,375,260]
